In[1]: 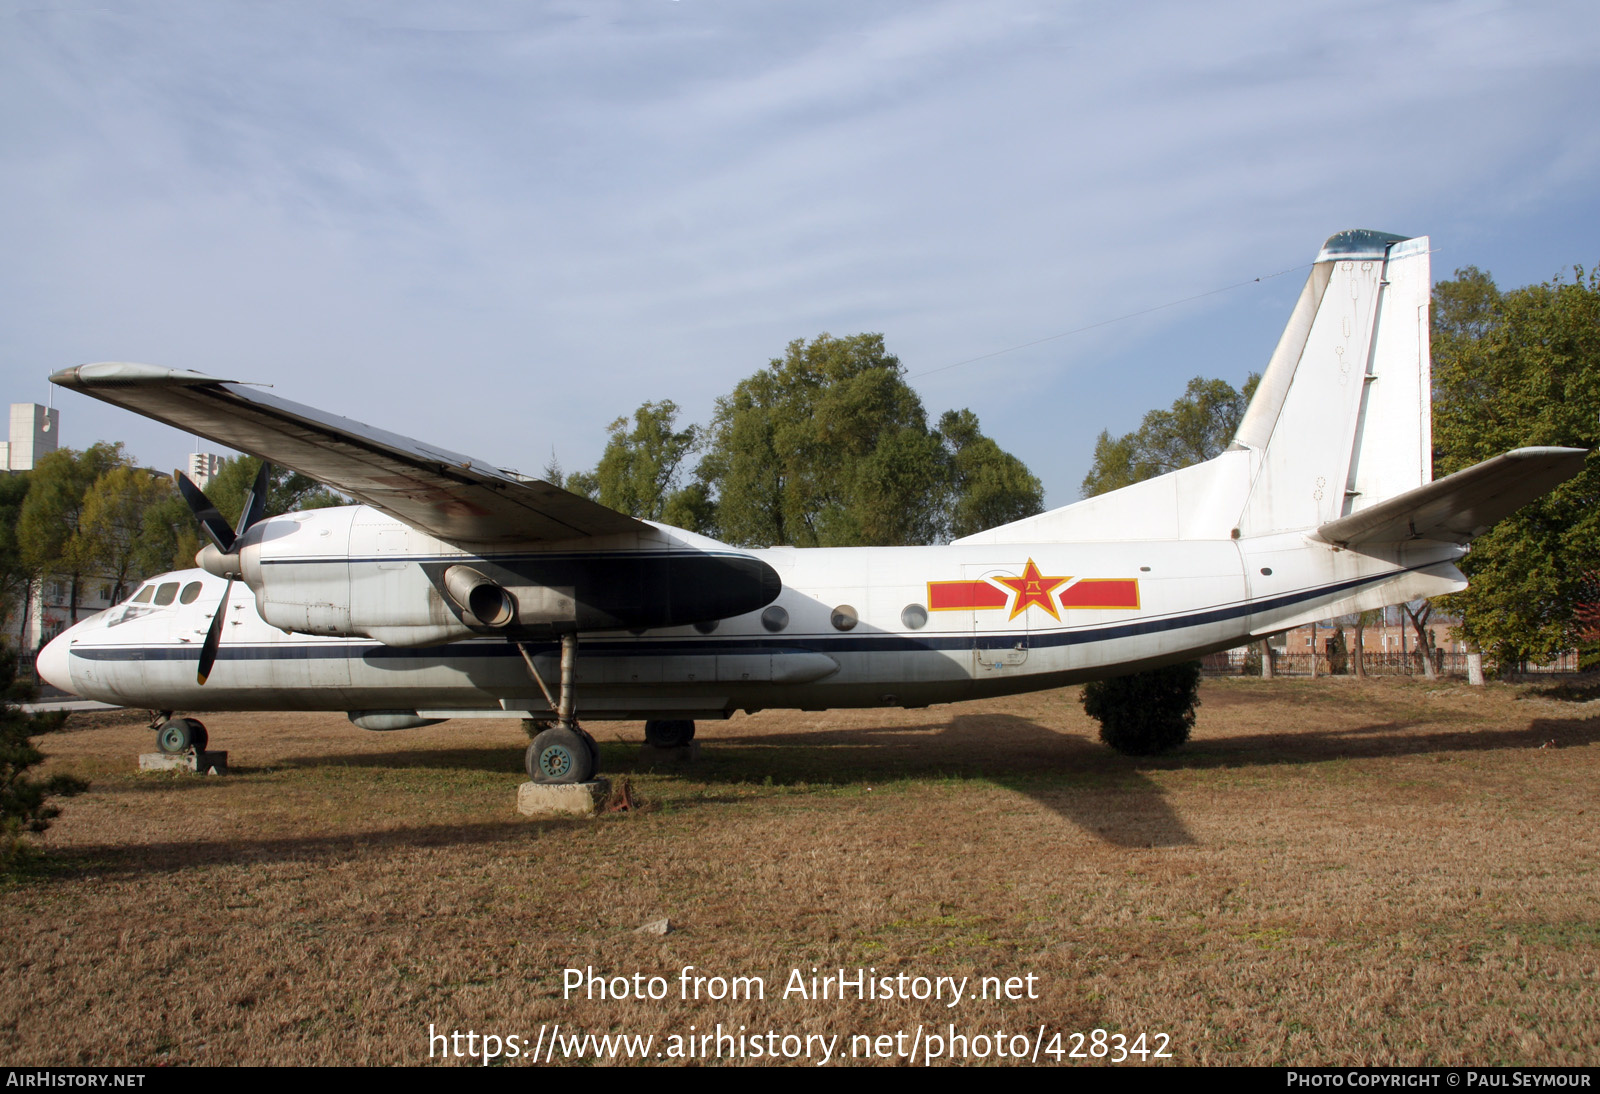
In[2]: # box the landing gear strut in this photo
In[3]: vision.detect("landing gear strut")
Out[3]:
[516,634,598,784]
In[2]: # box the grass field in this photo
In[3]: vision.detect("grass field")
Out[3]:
[5,677,1598,1066]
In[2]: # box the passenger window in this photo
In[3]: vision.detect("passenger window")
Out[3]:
[132,586,154,604]
[153,582,180,606]
[179,582,203,605]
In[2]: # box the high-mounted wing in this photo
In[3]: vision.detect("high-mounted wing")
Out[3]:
[1312,446,1587,549]
[51,362,648,546]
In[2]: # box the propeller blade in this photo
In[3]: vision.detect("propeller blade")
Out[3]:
[197,576,233,685]
[174,469,236,554]
[235,461,270,538]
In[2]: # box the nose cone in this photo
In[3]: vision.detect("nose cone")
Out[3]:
[36,631,74,694]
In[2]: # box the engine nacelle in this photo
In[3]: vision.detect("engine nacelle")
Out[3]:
[235,505,782,647]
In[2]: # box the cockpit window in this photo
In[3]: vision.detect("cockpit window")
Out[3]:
[179,582,203,605]
[132,585,154,604]
[153,582,179,606]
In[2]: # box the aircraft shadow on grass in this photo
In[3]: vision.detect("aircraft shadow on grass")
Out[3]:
[49,818,571,881]
[64,705,1598,874]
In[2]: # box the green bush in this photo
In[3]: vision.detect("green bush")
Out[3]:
[1242,644,1262,675]
[1080,661,1202,756]
[1,646,83,869]
[1327,628,1349,674]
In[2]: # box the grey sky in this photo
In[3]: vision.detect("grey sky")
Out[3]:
[5,0,1598,510]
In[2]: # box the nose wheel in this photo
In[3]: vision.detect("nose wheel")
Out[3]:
[155,716,208,754]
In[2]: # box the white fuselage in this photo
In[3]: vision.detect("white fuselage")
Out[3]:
[39,504,1467,725]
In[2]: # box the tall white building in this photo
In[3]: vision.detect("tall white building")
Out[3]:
[0,403,60,471]
[187,451,223,488]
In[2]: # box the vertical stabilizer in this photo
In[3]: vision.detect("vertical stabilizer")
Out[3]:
[1233,230,1431,537]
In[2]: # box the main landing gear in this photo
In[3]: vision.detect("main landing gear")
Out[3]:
[644,719,696,748]
[153,713,209,753]
[515,634,600,785]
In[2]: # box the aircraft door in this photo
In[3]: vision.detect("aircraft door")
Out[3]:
[966,565,1029,676]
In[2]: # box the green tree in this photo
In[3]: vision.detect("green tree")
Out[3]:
[698,333,952,547]
[1080,374,1260,498]
[1,644,82,870]
[658,480,716,535]
[139,490,204,574]
[203,457,345,524]
[938,409,1045,539]
[0,472,33,635]
[17,443,128,626]
[593,401,702,522]
[79,466,184,603]
[1431,265,1600,666]
[562,470,600,501]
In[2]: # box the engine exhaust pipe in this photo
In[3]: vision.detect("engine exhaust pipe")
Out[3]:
[442,565,516,628]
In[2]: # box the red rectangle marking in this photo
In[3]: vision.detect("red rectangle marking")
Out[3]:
[1058,579,1140,610]
[928,580,1009,611]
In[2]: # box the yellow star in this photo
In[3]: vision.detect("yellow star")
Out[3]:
[997,559,1069,621]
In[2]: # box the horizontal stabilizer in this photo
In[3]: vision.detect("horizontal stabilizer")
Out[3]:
[1311,447,1586,548]
[51,362,648,546]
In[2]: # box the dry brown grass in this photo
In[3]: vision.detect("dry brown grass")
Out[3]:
[4,677,1598,1066]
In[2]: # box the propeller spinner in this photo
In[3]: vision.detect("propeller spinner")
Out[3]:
[174,462,270,684]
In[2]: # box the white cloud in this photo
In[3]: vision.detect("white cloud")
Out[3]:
[3,0,1598,501]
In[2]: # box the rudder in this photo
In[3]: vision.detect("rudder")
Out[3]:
[1232,230,1432,537]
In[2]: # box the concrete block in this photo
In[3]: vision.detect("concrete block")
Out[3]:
[517,777,610,817]
[139,751,228,775]
[638,742,701,766]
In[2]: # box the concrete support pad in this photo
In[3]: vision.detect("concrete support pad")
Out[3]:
[517,777,610,817]
[638,742,701,766]
[139,751,228,775]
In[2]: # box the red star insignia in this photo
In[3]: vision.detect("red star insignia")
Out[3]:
[996,559,1069,621]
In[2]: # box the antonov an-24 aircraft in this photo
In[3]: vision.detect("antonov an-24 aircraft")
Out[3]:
[38,230,1586,783]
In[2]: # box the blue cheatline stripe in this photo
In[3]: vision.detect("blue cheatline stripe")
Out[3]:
[71,566,1413,665]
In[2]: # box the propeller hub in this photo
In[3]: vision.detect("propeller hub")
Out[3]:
[197,543,242,580]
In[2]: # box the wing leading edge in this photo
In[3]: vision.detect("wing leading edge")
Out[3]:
[51,362,648,546]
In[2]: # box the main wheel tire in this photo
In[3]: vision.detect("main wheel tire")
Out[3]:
[156,718,198,754]
[644,719,695,748]
[527,726,596,784]
[576,727,601,775]
[187,720,209,752]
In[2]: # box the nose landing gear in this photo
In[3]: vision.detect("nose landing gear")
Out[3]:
[154,714,209,754]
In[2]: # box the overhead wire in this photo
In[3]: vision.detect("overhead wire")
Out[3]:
[908,260,1314,380]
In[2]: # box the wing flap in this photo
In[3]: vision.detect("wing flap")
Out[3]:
[52,362,647,545]
[1311,447,1587,548]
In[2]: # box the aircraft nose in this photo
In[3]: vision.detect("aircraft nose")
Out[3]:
[35,632,74,694]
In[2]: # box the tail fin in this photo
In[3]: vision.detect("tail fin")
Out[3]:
[1232,230,1432,537]
[956,229,1435,547]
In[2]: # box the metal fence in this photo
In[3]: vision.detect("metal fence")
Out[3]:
[1201,648,1579,678]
